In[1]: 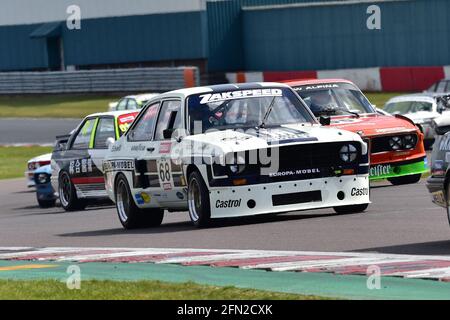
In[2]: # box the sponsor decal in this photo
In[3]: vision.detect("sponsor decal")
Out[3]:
[69,158,93,175]
[176,191,185,200]
[131,144,146,152]
[351,187,369,197]
[135,192,151,205]
[370,164,391,177]
[269,168,321,178]
[247,127,317,144]
[375,127,408,133]
[199,89,282,104]
[111,144,122,152]
[432,160,445,176]
[103,160,135,172]
[160,142,172,154]
[216,199,242,208]
[440,135,450,151]
[294,84,339,92]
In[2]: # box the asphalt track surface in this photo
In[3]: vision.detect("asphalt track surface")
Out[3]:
[0,118,80,145]
[1,178,449,254]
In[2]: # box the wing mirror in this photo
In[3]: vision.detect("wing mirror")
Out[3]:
[319,116,331,126]
[106,137,116,149]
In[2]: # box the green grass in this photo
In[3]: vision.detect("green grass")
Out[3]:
[0,95,121,118]
[0,279,327,300]
[0,92,404,119]
[0,146,53,180]
[364,92,405,109]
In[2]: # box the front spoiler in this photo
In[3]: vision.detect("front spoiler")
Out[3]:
[369,158,428,181]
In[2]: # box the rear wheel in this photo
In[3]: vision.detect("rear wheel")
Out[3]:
[58,171,86,211]
[188,170,211,227]
[115,174,164,229]
[388,174,421,186]
[334,203,369,215]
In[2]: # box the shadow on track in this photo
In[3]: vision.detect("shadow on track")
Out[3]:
[356,240,450,256]
[57,211,344,237]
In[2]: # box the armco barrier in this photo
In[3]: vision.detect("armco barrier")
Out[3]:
[226,66,449,92]
[0,67,199,94]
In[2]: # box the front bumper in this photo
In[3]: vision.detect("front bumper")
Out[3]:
[426,176,446,208]
[209,175,370,218]
[369,158,428,181]
[25,171,35,187]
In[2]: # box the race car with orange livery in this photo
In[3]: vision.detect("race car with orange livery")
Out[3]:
[286,79,427,185]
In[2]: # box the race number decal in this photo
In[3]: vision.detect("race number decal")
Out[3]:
[157,158,173,190]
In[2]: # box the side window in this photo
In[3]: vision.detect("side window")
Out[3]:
[436,81,446,93]
[116,99,128,111]
[154,100,182,141]
[72,118,96,150]
[127,99,138,110]
[94,117,115,149]
[128,103,159,141]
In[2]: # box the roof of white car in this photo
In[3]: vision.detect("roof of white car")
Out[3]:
[159,82,291,98]
[87,110,139,119]
[125,93,160,102]
[386,94,436,104]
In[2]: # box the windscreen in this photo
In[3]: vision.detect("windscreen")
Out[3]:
[384,101,433,114]
[294,83,374,117]
[187,88,315,134]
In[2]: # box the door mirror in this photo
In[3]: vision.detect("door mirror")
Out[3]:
[163,128,174,139]
[106,137,115,149]
[319,116,331,126]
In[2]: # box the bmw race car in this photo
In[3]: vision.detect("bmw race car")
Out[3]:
[51,110,139,211]
[286,79,428,185]
[34,164,56,208]
[103,82,370,229]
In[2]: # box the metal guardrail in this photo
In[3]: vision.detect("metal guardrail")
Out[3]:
[0,67,199,94]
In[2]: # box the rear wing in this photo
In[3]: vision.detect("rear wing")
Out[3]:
[53,134,71,152]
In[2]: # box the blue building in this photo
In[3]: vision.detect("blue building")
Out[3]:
[0,0,448,74]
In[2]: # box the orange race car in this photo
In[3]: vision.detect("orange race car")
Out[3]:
[285,79,427,185]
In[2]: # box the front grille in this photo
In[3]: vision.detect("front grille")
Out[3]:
[272,191,322,206]
[274,142,361,170]
[370,134,418,153]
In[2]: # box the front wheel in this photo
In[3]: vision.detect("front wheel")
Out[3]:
[58,171,86,211]
[388,174,421,186]
[334,203,369,215]
[115,174,164,229]
[188,171,211,228]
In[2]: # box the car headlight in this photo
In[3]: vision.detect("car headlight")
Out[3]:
[339,144,358,163]
[402,134,417,150]
[37,173,49,184]
[389,136,403,150]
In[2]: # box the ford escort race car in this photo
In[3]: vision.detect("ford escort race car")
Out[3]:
[103,82,370,229]
[286,79,428,185]
[51,110,139,211]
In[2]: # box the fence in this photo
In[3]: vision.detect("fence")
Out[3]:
[0,67,199,94]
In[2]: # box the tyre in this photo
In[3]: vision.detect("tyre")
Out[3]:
[115,174,164,229]
[58,171,87,211]
[37,198,56,209]
[388,174,421,186]
[334,203,369,215]
[445,180,450,227]
[188,170,211,227]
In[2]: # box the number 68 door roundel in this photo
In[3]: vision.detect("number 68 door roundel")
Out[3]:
[157,157,173,190]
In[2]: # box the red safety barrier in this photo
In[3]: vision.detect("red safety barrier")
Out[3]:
[380,66,444,92]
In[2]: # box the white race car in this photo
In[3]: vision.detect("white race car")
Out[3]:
[25,153,51,187]
[103,83,370,229]
[108,93,159,112]
[384,94,450,147]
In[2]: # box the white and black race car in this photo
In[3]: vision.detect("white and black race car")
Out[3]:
[103,82,371,229]
[51,110,139,211]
